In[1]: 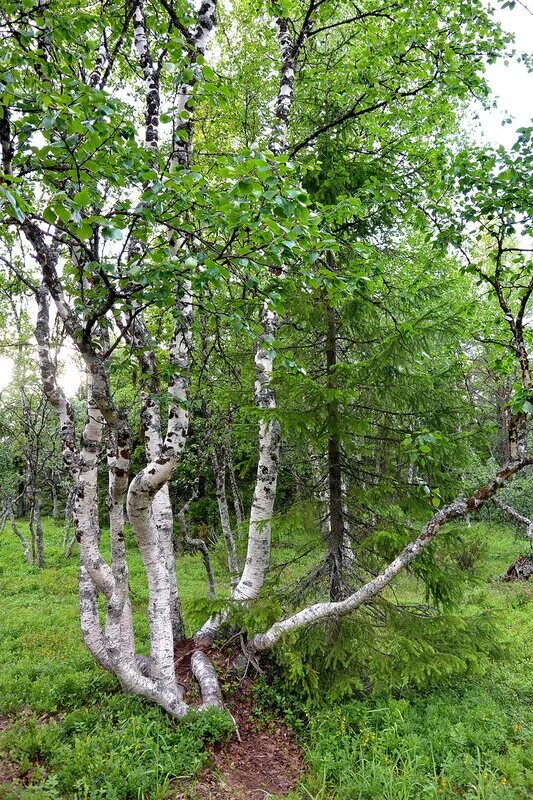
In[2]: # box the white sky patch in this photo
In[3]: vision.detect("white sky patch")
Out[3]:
[57,350,83,397]
[472,3,533,148]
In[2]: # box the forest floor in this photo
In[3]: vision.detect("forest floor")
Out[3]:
[0,518,531,799]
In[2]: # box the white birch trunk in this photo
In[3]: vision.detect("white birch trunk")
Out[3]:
[137,351,184,641]
[191,651,224,709]
[196,14,312,641]
[212,448,239,585]
[231,306,281,602]
[249,457,531,653]
[104,429,136,665]
[126,284,192,702]
[493,497,533,541]
[27,1,225,717]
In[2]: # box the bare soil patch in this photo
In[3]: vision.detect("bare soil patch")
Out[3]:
[173,640,303,799]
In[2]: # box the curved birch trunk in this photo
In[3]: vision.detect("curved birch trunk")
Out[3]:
[26,0,224,718]
[249,457,532,653]
[191,651,224,709]
[229,14,315,604]
[132,322,184,642]
[126,285,192,706]
[232,310,281,603]
[196,311,283,641]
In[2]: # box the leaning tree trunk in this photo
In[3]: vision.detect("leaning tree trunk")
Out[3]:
[493,496,533,541]
[4,497,32,564]
[249,456,532,653]
[212,446,239,586]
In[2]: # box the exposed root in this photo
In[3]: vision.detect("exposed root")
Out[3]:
[173,672,303,799]
[191,650,224,710]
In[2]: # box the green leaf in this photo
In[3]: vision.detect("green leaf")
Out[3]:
[43,206,57,225]
[102,227,122,241]
[75,221,93,241]
[53,202,71,224]
[0,187,25,222]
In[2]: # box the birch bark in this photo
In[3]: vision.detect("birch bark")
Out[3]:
[19,0,224,717]
[250,456,532,652]
[126,287,192,699]
[230,16,312,600]
[197,12,315,642]
[493,497,533,541]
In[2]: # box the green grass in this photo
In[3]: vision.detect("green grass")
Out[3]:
[0,518,531,799]
[278,522,533,800]
[0,518,233,800]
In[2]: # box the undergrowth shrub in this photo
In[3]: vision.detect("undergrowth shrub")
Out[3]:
[0,699,233,800]
[267,603,505,702]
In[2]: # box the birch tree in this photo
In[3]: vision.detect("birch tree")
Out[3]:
[1,0,530,720]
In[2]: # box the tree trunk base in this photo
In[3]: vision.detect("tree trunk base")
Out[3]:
[503,555,533,581]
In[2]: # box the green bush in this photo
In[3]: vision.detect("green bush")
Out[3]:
[1,700,233,800]
[268,603,505,703]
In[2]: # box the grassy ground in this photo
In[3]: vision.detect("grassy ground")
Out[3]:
[0,519,234,800]
[0,518,531,799]
[283,522,533,800]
